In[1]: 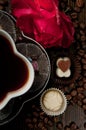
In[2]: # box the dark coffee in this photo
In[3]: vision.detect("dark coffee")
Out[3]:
[0,35,29,102]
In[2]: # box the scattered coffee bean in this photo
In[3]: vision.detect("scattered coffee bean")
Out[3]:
[83,78,86,83]
[71,12,78,19]
[42,126,48,130]
[53,117,58,123]
[74,6,81,13]
[71,89,77,97]
[64,125,70,130]
[83,65,86,70]
[66,94,72,101]
[78,93,84,99]
[27,123,33,129]
[81,35,86,42]
[82,58,86,64]
[77,87,83,93]
[77,100,82,106]
[70,121,77,129]
[33,112,39,117]
[78,81,83,86]
[84,83,86,89]
[38,122,44,128]
[80,30,85,35]
[48,120,53,127]
[83,98,86,104]
[56,121,63,129]
[82,104,86,110]
[34,124,38,129]
[80,22,85,29]
[69,83,75,89]
[33,118,37,123]
[78,50,84,56]
[73,21,79,28]
[40,111,45,116]
[76,0,84,8]
[44,117,48,124]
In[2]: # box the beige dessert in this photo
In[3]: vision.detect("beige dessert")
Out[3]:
[40,88,67,116]
[56,57,71,78]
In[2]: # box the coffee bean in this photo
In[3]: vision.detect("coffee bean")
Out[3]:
[0,0,7,5]
[80,30,85,35]
[83,65,86,70]
[64,87,70,93]
[83,78,86,83]
[53,117,58,123]
[78,50,84,56]
[78,81,83,86]
[42,126,48,130]
[76,33,81,40]
[71,12,78,19]
[33,112,39,117]
[44,117,48,124]
[81,35,86,42]
[84,54,86,58]
[74,6,81,13]
[78,93,84,99]
[80,22,85,29]
[77,100,82,106]
[33,118,37,123]
[56,121,63,129]
[48,120,53,127]
[69,83,75,89]
[64,125,70,130]
[76,0,84,8]
[73,96,78,103]
[77,87,83,93]
[82,104,86,110]
[84,83,86,89]
[70,121,77,129]
[71,89,77,96]
[83,98,86,104]
[40,112,45,116]
[82,58,86,64]
[40,115,44,120]
[27,123,33,129]
[66,94,72,101]
[38,122,44,128]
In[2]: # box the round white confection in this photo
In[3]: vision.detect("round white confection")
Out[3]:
[43,90,63,111]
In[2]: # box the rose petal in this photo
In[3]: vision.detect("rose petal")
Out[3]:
[11,0,75,48]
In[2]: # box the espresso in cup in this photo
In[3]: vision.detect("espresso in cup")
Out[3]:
[0,29,34,110]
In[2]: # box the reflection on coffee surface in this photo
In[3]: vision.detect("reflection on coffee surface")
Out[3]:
[0,35,29,102]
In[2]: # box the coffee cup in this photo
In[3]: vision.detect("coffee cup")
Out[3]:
[0,29,34,110]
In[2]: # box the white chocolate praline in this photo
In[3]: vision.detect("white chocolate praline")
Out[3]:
[56,68,71,77]
[56,57,71,78]
[42,90,63,111]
